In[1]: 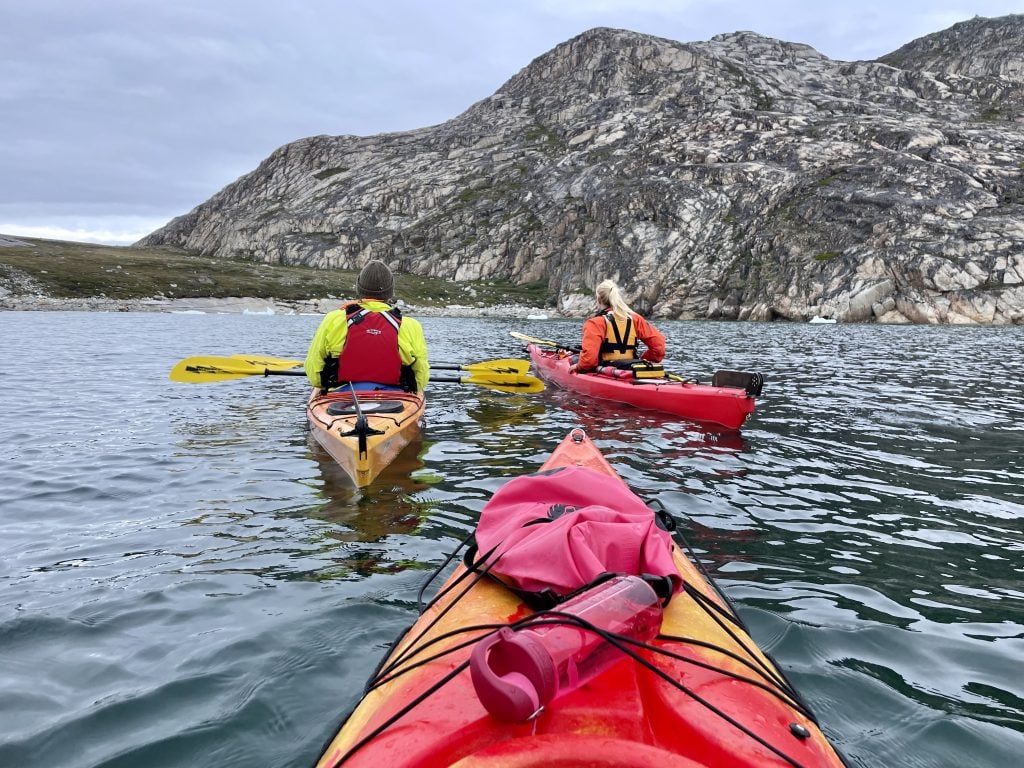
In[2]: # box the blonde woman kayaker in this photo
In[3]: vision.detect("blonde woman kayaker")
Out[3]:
[304,260,429,393]
[569,279,665,373]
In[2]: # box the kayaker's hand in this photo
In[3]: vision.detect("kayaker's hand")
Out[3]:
[568,363,578,374]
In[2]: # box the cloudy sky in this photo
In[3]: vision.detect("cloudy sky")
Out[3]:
[2,0,1020,245]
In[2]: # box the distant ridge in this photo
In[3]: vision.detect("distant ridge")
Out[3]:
[139,16,1024,325]
[879,14,1024,81]
[0,235,32,248]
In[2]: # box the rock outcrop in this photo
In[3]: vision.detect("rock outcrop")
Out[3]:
[140,16,1024,324]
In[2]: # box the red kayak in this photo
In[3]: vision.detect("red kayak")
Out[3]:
[528,344,758,430]
[313,429,845,768]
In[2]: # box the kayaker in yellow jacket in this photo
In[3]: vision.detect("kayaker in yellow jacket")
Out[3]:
[304,260,429,393]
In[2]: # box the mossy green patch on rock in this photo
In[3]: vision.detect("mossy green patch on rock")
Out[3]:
[314,166,349,180]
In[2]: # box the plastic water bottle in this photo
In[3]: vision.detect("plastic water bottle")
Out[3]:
[469,575,663,721]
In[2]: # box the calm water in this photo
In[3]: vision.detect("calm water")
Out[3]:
[1,311,1022,768]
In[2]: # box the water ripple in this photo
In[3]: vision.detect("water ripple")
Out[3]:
[0,312,1022,767]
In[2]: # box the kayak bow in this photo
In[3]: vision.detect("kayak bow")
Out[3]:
[313,429,845,768]
[306,389,425,487]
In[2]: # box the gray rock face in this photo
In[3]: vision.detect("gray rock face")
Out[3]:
[140,16,1024,324]
[880,15,1024,83]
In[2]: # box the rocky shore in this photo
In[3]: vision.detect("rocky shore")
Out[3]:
[0,292,556,318]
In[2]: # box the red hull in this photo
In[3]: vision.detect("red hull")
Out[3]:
[529,345,755,430]
[314,430,843,768]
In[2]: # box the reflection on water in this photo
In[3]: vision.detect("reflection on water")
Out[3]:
[301,438,435,540]
[0,312,1022,768]
[465,399,548,434]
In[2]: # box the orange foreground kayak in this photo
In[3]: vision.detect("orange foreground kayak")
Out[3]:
[306,390,425,487]
[314,429,846,767]
[528,345,757,430]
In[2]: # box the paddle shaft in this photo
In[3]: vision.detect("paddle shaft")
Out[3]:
[232,355,531,375]
[510,331,581,352]
[250,369,306,376]
[171,355,542,392]
[431,358,531,374]
[220,369,523,384]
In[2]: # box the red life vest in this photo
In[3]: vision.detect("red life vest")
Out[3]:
[336,303,403,385]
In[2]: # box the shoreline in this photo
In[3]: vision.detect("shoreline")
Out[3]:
[0,293,562,319]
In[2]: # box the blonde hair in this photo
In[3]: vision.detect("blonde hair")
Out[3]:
[595,279,634,318]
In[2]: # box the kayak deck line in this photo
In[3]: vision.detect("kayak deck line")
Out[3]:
[313,430,846,768]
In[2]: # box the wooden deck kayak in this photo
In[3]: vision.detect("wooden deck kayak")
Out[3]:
[306,389,425,487]
[313,429,846,768]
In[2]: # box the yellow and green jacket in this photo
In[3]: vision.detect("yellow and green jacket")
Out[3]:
[304,300,429,391]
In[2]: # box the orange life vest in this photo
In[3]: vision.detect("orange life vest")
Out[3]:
[598,311,638,363]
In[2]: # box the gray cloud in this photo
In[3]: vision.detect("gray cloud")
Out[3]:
[1,0,1020,243]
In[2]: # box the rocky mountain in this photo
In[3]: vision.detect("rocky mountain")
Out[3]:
[879,15,1024,82]
[139,16,1024,324]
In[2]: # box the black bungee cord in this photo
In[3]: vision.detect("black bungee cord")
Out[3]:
[316,494,842,767]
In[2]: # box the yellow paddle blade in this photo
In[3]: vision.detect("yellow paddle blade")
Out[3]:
[431,371,545,394]
[170,355,306,383]
[432,358,532,375]
[230,354,303,369]
[666,373,698,384]
[509,331,560,347]
[463,372,545,393]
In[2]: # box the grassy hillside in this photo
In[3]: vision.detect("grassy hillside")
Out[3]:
[0,236,550,308]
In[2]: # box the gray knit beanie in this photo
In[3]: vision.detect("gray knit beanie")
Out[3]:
[356,260,395,300]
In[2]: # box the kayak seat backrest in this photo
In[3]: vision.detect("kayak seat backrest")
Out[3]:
[595,366,634,380]
[326,400,406,415]
[711,370,764,397]
[596,360,665,380]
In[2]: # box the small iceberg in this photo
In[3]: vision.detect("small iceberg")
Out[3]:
[809,316,836,324]
[242,307,275,315]
[526,313,549,320]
